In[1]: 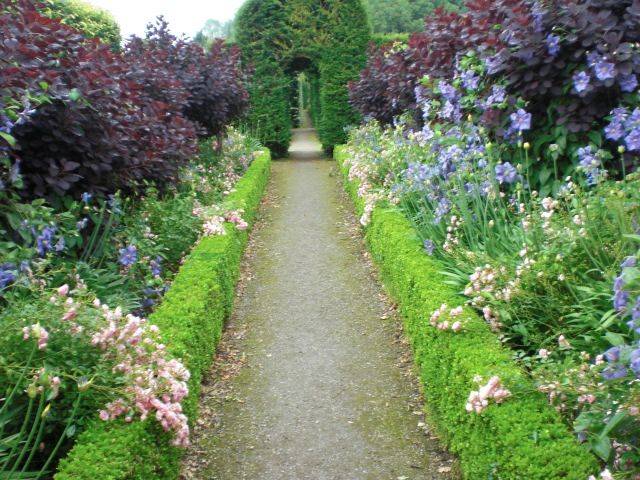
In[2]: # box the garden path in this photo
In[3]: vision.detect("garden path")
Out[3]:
[180,127,453,479]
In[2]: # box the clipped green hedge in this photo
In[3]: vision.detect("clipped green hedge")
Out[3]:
[335,146,599,479]
[41,0,121,50]
[55,150,271,480]
[235,0,369,154]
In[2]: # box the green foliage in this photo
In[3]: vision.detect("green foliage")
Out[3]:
[371,32,410,46]
[54,151,272,480]
[40,0,121,49]
[335,146,599,479]
[363,0,462,34]
[194,19,233,49]
[235,0,370,154]
[235,0,291,156]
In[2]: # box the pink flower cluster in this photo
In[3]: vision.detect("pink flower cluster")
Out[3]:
[195,204,249,237]
[91,300,191,446]
[443,215,462,253]
[429,304,465,332]
[203,216,227,236]
[465,375,512,414]
[225,209,248,230]
[465,264,514,304]
[482,306,502,332]
[22,323,49,350]
[24,283,193,447]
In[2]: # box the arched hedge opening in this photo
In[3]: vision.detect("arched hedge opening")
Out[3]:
[235,0,370,156]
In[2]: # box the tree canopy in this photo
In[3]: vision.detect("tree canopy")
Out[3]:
[363,0,462,33]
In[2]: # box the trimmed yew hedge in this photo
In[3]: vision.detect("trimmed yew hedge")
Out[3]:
[55,150,271,480]
[235,0,370,154]
[335,146,598,479]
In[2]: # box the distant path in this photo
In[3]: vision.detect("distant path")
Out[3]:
[181,127,453,480]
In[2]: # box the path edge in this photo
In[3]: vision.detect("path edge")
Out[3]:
[334,145,598,480]
[55,150,272,480]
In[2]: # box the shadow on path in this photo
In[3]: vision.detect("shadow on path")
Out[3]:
[180,128,454,480]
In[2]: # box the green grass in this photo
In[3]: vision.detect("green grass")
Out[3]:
[54,150,271,480]
[335,146,599,479]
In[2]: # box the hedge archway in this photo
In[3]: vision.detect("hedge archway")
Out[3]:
[235,0,370,156]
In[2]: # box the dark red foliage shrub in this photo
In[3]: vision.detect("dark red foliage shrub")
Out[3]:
[350,0,514,123]
[179,40,249,138]
[126,18,248,139]
[351,0,640,148]
[484,0,640,134]
[349,44,415,124]
[1,3,248,200]
[2,4,134,198]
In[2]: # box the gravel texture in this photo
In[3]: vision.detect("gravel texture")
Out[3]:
[180,128,455,480]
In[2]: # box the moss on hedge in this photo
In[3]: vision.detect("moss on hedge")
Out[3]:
[55,150,271,480]
[335,146,599,479]
[235,0,370,154]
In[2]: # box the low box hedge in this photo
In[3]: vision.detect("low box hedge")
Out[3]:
[335,146,599,479]
[55,150,271,480]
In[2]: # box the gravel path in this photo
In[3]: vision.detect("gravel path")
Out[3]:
[180,128,454,480]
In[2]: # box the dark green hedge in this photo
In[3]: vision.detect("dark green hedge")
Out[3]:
[55,150,271,480]
[335,146,599,479]
[235,0,369,154]
[41,0,121,50]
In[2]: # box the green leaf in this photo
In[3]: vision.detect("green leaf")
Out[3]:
[601,411,626,437]
[591,435,612,461]
[69,88,82,101]
[605,332,626,346]
[0,131,16,147]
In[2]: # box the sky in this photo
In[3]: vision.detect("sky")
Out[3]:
[85,0,246,39]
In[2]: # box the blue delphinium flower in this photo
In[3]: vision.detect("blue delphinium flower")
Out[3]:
[619,74,638,93]
[433,197,451,225]
[54,237,65,253]
[461,70,480,90]
[601,364,628,380]
[605,107,628,141]
[108,194,122,215]
[81,192,92,204]
[509,109,531,132]
[531,1,545,32]
[119,245,138,267]
[0,263,16,289]
[440,100,461,122]
[438,81,458,102]
[593,58,616,81]
[36,226,56,257]
[573,71,590,93]
[485,85,506,107]
[495,162,519,184]
[150,256,162,277]
[0,114,14,134]
[627,108,640,129]
[77,218,89,231]
[576,146,603,185]
[423,239,436,255]
[625,127,640,151]
[604,346,621,363]
[613,256,636,312]
[546,34,560,56]
[484,54,502,75]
